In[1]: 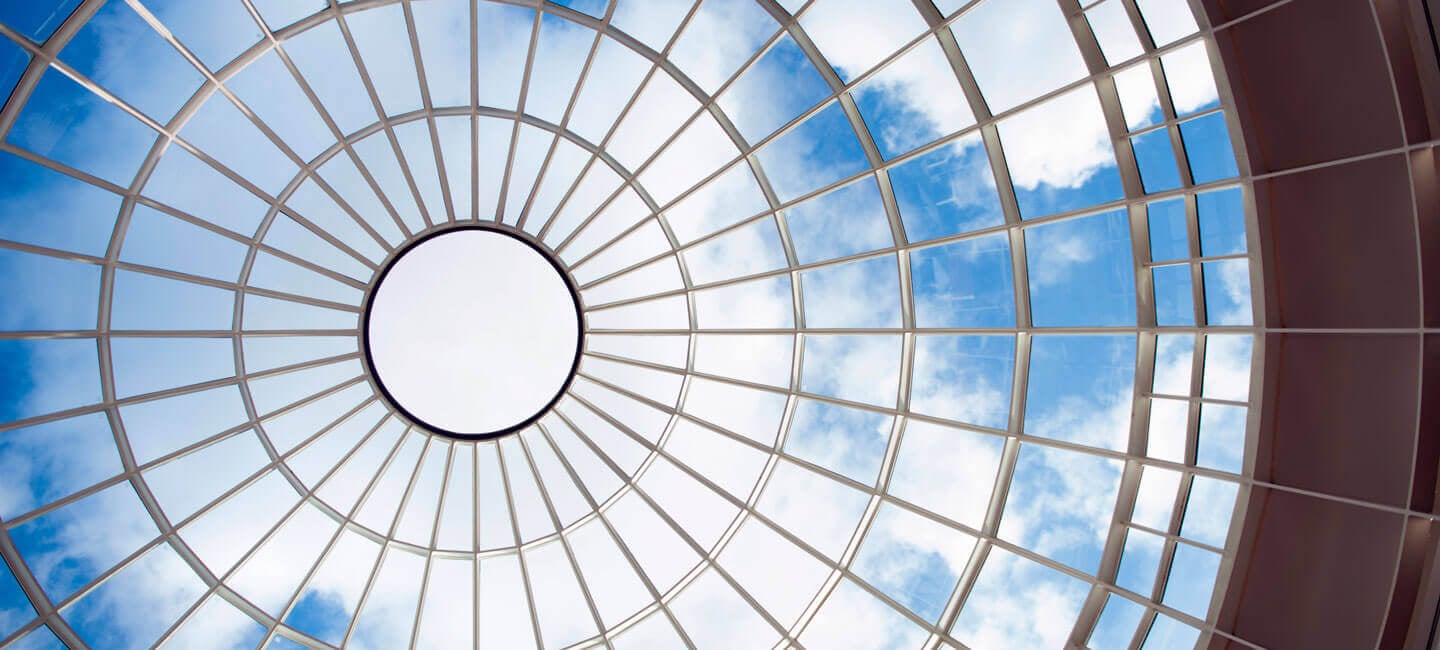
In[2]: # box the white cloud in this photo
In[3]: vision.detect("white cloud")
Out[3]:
[800,0,928,82]
[998,86,1116,191]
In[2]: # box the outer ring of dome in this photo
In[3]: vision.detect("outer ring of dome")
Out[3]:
[358,222,585,441]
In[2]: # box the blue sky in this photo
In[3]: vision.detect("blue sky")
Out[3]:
[0,0,1253,647]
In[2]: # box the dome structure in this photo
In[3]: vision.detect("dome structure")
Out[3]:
[0,0,1287,648]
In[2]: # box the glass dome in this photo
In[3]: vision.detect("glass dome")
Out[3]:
[0,0,1260,648]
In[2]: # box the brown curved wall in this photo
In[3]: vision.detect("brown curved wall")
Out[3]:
[1202,0,1439,647]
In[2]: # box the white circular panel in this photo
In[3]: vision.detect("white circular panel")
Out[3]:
[365,228,581,438]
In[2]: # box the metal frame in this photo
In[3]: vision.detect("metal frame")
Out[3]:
[0,0,1303,649]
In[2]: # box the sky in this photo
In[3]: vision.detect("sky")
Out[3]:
[0,0,1252,648]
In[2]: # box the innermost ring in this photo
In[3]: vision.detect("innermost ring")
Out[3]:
[362,225,583,440]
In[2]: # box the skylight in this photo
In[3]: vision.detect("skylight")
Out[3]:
[0,0,1258,648]
[364,227,582,439]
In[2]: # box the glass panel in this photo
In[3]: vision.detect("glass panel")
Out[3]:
[801,255,902,329]
[1196,403,1246,473]
[910,335,1014,430]
[911,233,1015,328]
[719,34,830,145]
[1132,128,1183,193]
[179,93,297,195]
[1024,210,1136,327]
[61,0,205,123]
[717,517,830,628]
[1180,476,1238,548]
[786,177,895,264]
[226,51,332,162]
[610,0,693,52]
[0,413,120,521]
[664,419,768,500]
[785,398,892,485]
[283,528,381,647]
[525,14,592,125]
[1025,335,1136,451]
[851,503,975,620]
[145,148,268,238]
[9,70,157,186]
[1201,334,1251,402]
[567,520,651,628]
[1086,0,1143,65]
[0,1,82,41]
[62,544,206,649]
[0,249,99,331]
[682,377,788,446]
[1147,197,1188,263]
[999,443,1123,573]
[163,594,267,649]
[525,540,598,649]
[1000,88,1123,219]
[756,461,868,560]
[801,578,929,647]
[569,37,651,143]
[1089,594,1146,649]
[0,552,38,639]
[1152,263,1195,326]
[1197,187,1246,256]
[347,5,423,117]
[1115,63,1162,131]
[0,338,101,422]
[1116,527,1164,595]
[348,547,425,647]
[10,481,159,601]
[143,0,261,72]
[1132,465,1181,531]
[802,0,927,84]
[0,150,120,256]
[1202,259,1252,326]
[668,568,780,649]
[950,547,1089,647]
[604,491,700,593]
[477,553,538,649]
[413,556,474,650]
[638,456,739,551]
[281,21,374,135]
[1143,614,1201,648]
[179,471,298,576]
[1179,112,1240,184]
[1135,0,1199,46]
[951,0,1087,113]
[1162,41,1220,116]
[1152,333,1194,396]
[801,334,903,408]
[1147,398,1188,463]
[756,101,870,203]
[143,430,269,522]
[1161,543,1219,618]
[227,504,339,614]
[851,37,975,159]
[668,0,775,93]
[113,271,233,332]
[612,610,686,649]
[889,420,1003,528]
